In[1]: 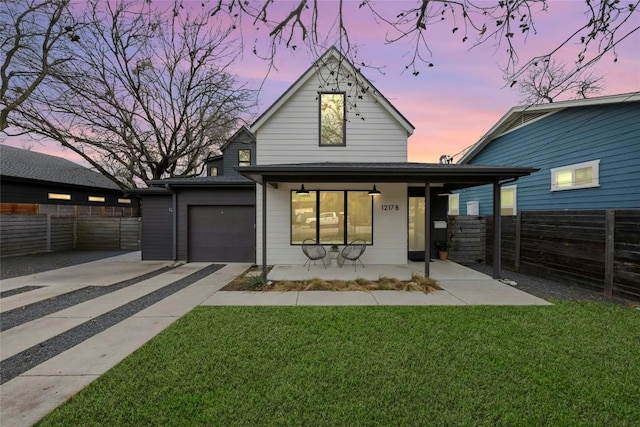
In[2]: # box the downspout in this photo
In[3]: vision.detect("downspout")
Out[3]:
[166,183,177,261]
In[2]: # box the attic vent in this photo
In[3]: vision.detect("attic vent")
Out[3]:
[502,111,549,134]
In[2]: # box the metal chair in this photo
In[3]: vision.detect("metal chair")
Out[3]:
[302,239,327,270]
[340,239,366,271]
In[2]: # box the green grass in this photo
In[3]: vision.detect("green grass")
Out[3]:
[38,303,640,426]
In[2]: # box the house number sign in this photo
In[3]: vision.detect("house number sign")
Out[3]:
[381,204,399,211]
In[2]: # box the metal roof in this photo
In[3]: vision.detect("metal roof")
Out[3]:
[0,144,120,190]
[237,162,538,189]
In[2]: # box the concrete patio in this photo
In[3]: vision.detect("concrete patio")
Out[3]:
[202,260,552,306]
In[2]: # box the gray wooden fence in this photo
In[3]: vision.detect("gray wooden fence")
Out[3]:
[485,209,640,300]
[0,215,141,257]
[448,215,486,264]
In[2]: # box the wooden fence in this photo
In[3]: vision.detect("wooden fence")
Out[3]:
[449,216,486,264]
[0,215,141,257]
[486,209,640,300]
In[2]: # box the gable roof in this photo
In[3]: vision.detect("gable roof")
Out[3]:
[459,92,640,164]
[219,125,255,153]
[250,47,415,135]
[0,144,120,190]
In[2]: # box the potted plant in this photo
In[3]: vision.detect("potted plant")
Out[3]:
[435,240,451,261]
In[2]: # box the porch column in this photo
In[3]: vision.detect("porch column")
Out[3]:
[424,183,431,277]
[262,182,267,281]
[492,180,501,279]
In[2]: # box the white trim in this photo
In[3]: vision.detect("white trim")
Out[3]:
[459,92,640,164]
[550,159,600,191]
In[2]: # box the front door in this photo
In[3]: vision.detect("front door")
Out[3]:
[408,196,426,261]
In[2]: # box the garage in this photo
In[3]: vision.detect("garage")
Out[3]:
[188,205,255,262]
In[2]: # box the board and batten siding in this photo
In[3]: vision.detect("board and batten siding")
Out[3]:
[254,67,409,165]
[141,195,173,260]
[256,183,408,265]
[223,132,255,176]
[457,102,640,214]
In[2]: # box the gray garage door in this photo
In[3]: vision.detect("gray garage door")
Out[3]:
[188,205,255,262]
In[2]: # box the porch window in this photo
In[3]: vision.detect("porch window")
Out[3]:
[501,185,517,216]
[448,194,459,215]
[291,190,372,245]
[550,159,599,191]
[319,93,345,145]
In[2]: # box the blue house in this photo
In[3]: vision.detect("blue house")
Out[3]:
[453,92,640,215]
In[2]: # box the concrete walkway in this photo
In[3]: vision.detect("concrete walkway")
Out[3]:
[203,260,551,306]
[0,254,549,427]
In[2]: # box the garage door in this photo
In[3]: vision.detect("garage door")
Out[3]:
[188,205,255,262]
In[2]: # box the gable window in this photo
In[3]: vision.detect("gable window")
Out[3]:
[238,149,251,167]
[501,185,517,216]
[550,160,600,191]
[291,190,372,245]
[210,167,218,176]
[448,194,459,216]
[319,92,345,146]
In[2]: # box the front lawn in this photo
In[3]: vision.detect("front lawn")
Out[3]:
[38,303,640,426]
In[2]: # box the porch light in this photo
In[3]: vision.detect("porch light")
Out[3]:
[368,185,381,196]
[296,184,309,194]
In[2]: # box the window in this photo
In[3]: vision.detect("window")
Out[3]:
[501,185,517,216]
[238,149,251,167]
[88,196,105,202]
[550,160,600,191]
[320,93,345,145]
[291,190,372,245]
[209,167,218,176]
[448,194,459,216]
[48,193,71,200]
[118,198,132,204]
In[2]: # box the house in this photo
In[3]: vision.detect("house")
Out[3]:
[236,47,537,278]
[135,47,538,278]
[449,93,640,298]
[131,126,256,262]
[453,92,640,215]
[0,144,138,216]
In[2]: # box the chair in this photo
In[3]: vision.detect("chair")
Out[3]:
[302,239,327,270]
[340,239,366,271]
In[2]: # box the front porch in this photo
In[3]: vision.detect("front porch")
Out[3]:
[267,259,486,282]
[208,260,550,306]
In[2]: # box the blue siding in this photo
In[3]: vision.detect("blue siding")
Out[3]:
[458,102,640,214]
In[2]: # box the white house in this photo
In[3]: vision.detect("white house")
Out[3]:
[239,47,537,278]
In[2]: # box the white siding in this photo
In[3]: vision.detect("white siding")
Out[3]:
[255,62,409,165]
[256,183,408,265]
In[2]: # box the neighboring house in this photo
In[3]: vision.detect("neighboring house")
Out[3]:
[0,144,138,216]
[131,126,256,262]
[237,47,536,277]
[453,93,640,215]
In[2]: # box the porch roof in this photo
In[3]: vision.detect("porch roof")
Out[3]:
[237,162,538,189]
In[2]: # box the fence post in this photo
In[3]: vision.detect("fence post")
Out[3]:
[515,211,522,272]
[604,210,614,297]
[46,214,52,252]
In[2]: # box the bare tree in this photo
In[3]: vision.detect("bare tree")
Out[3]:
[8,1,254,188]
[205,0,638,85]
[517,59,604,104]
[0,0,79,131]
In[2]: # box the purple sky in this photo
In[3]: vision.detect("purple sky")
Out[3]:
[4,1,639,165]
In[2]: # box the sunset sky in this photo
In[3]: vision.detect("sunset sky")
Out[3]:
[3,0,639,165]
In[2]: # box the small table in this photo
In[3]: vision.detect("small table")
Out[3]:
[328,251,339,268]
